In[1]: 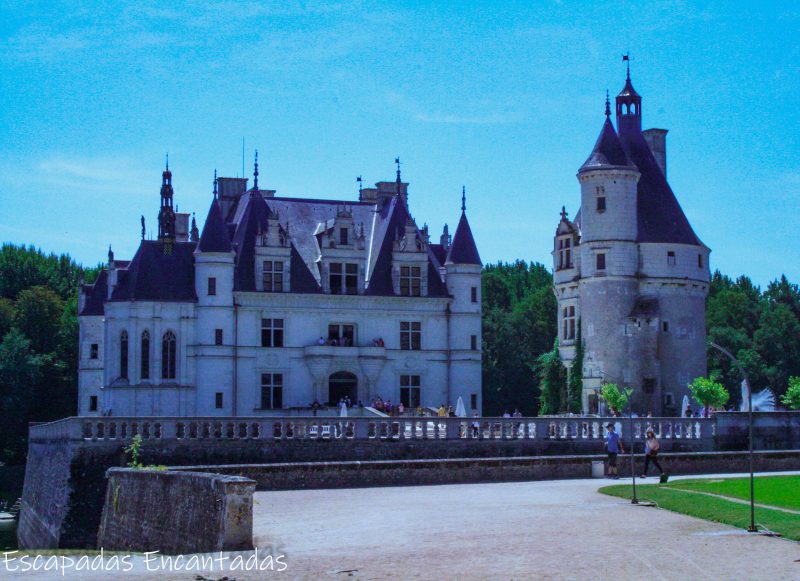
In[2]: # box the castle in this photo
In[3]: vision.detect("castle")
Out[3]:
[78,158,482,416]
[553,68,710,415]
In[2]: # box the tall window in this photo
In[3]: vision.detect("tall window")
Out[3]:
[207,277,217,296]
[328,324,355,346]
[90,343,99,359]
[562,306,576,340]
[261,318,284,347]
[595,185,606,213]
[400,375,421,408]
[262,261,284,292]
[215,392,224,409]
[470,393,478,411]
[697,253,704,268]
[596,253,606,271]
[400,322,421,350]
[140,330,150,380]
[557,237,572,270]
[339,228,349,246]
[400,265,421,297]
[261,373,283,409]
[161,331,177,380]
[667,251,676,265]
[471,287,478,303]
[89,396,98,412]
[215,329,223,346]
[471,335,478,350]
[120,331,129,379]
[329,263,358,295]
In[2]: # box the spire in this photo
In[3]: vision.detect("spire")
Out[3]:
[461,185,466,213]
[140,215,146,240]
[190,213,199,242]
[395,157,402,196]
[253,149,259,191]
[560,206,568,221]
[616,54,642,132]
[213,169,218,200]
[605,90,611,118]
[108,245,114,265]
[158,163,176,251]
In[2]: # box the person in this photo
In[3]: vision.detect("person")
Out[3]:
[605,423,624,479]
[684,407,693,418]
[646,410,653,418]
[317,336,325,345]
[385,400,393,415]
[398,402,405,415]
[512,408,522,418]
[447,405,454,417]
[471,411,480,438]
[640,428,664,479]
[438,404,447,417]
[503,410,511,418]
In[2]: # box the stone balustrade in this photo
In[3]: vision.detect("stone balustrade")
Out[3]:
[29,415,715,445]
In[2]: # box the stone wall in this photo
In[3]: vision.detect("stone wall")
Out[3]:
[177,450,800,491]
[97,469,255,555]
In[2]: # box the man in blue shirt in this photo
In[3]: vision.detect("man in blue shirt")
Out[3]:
[605,423,625,479]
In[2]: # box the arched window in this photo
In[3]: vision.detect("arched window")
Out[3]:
[140,330,150,380]
[161,331,177,380]
[120,331,129,379]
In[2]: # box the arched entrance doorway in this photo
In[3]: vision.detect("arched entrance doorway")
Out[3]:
[329,371,357,405]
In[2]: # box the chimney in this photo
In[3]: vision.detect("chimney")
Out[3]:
[175,213,190,242]
[642,128,668,177]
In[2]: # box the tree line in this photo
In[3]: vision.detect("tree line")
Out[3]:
[0,245,798,463]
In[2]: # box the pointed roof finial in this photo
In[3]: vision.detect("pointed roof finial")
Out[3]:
[165,152,169,171]
[623,52,631,79]
[605,90,611,117]
[213,169,218,199]
[357,175,362,194]
[395,157,401,182]
[253,149,259,190]
[560,205,568,221]
[461,185,466,213]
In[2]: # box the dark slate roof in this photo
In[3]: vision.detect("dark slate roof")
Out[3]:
[79,270,108,316]
[446,212,481,265]
[618,123,703,246]
[618,76,641,99]
[429,243,448,265]
[579,117,635,172]
[110,241,197,302]
[197,199,232,253]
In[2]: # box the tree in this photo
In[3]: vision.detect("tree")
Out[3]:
[688,377,729,417]
[536,340,566,415]
[0,298,13,338]
[0,329,44,462]
[599,383,632,416]
[13,285,65,354]
[567,320,583,413]
[781,377,800,410]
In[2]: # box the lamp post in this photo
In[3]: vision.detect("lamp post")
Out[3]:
[709,341,756,533]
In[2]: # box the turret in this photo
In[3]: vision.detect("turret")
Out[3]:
[616,60,642,135]
[157,160,176,252]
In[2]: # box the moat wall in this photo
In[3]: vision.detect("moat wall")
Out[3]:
[97,468,255,555]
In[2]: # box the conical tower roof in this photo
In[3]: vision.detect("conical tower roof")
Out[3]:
[198,198,232,253]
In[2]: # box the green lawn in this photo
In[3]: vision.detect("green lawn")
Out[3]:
[600,476,800,541]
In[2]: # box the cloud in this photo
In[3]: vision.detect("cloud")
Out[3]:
[384,91,527,125]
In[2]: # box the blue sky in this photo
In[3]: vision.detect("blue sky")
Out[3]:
[1,1,797,286]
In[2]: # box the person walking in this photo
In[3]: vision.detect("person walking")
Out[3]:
[605,423,624,479]
[640,429,665,479]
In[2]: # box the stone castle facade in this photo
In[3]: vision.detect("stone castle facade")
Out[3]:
[78,158,482,416]
[553,70,710,415]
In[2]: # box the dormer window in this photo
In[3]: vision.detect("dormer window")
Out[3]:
[340,228,349,246]
[263,261,284,292]
[329,263,358,295]
[667,251,676,266]
[400,266,421,297]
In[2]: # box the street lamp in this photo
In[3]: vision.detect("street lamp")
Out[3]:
[709,341,756,533]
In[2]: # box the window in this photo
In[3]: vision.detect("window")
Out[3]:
[667,251,676,265]
[470,393,478,411]
[215,329,223,346]
[471,286,478,303]
[262,261,284,292]
[261,318,284,347]
[140,331,150,380]
[329,263,358,295]
[643,378,656,394]
[89,396,98,412]
[596,253,606,270]
[261,373,283,409]
[664,392,675,407]
[662,321,670,333]
[400,322,421,350]
[400,375,421,408]
[471,335,478,350]
[339,228,349,246]
[90,343,99,360]
[328,324,355,346]
[161,331,177,380]
[120,331,129,379]
[215,392,224,409]
[562,306,576,340]
[596,196,606,212]
[207,277,217,296]
[400,265,421,297]
[698,253,703,268]
[557,237,573,270]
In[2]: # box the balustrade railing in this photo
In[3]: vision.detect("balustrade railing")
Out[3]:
[29,416,716,445]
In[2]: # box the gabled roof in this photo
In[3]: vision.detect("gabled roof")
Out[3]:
[197,199,232,253]
[579,117,635,172]
[618,123,703,246]
[446,212,481,265]
[79,270,108,316]
[110,241,196,302]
